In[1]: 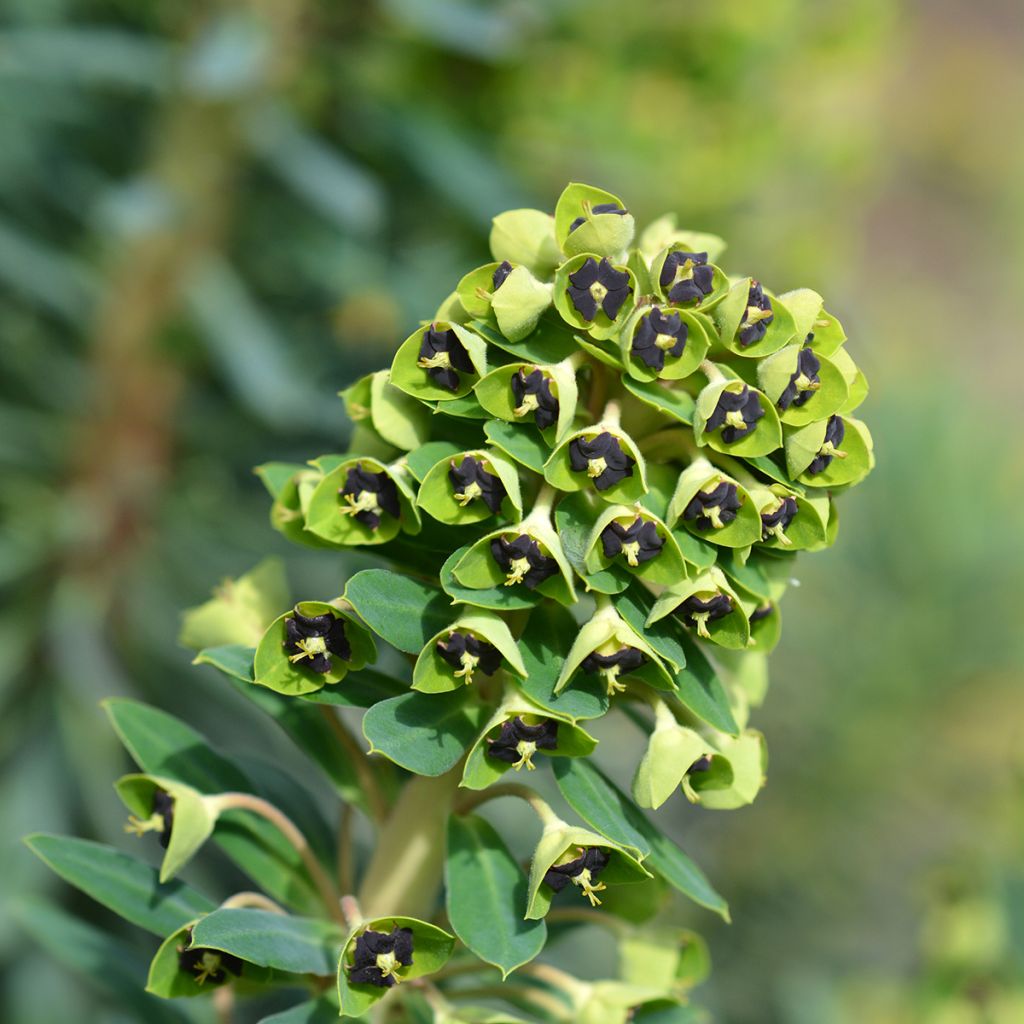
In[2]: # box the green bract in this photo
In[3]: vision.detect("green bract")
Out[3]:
[31,184,874,1023]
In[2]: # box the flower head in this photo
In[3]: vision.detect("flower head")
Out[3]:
[338,465,400,530]
[568,432,634,491]
[777,347,822,410]
[179,937,243,987]
[511,368,560,431]
[567,258,632,322]
[416,324,475,391]
[490,534,560,589]
[543,846,611,907]
[491,260,514,290]
[683,481,742,531]
[705,386,764,444]
[436,631,502,685]
[760,495,798,544]
[348,926,414,988]
[806,415,847,475]
[679,593,734,639]
[283,610,351,673]
[687,754,713,774]
[487,716,559,770]
[659,251,714,305]
[581,645,646,696]
[125,788,174,848]
[737,282,774,347]
[749,603,774,624]
[448,456,507,514]
[600,517,664,567]
[569,201,627,233]
[631,308,688,370]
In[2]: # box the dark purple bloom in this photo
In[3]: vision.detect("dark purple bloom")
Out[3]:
[631,308,688,371]
[659,251,714,305]
[582,645,646,695]
[569,201,627,233]
[511,368,559,431]
[339,465,401,530]
[284,610,351,673]
[749,603,774,624]
[417,324,475,391]
[704,386,764,444]
[806,415,847,475]
[487,716,559,770]
[153,790,174,850]
[436,631,502,684]
[737,282,774,347]
[678,593,734,639]
[687,755,713,774]
[567,258,632,321]
[568,431,634,491]
[491,534,560,589]
[760,495,798,544]
[777,347,822,410]
[492,260,514,290]
[179,936,243,987]
[449,456,507,514]
[683,481,743,531]
[348,926,414,988]
[600,517,664,566]
[543,846,611,906]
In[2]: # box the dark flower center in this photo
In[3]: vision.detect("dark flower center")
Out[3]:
[417,324,475,392]
[631,308,688,371]
[679,593,734,639]
[543,846,611,906]
[179,936,243,987]
[760,495,798,544]
[511,368,559,431]
[492,260,514,290]
[448,456,507,514]
[348,926,414,989]
[704,386,764,444]
[487,716,559,770]
[566,258,632,322]
[777,346,822,410]
[737,281,774,347]
[338,465,401,530]
[581,645,646,695]
[569,201,627,233]
[490,534,560,589]
[806,415,847,475]
[568,431,634,491]
[436,630,502,684]
[659,251,714,305]
[688,754,714,774]
[283,610,351,674]
[600,517,664,567]
[683,480,742,531]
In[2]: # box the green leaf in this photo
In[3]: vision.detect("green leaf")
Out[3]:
[673,632,740,736]
[190,908,344,976]
[24,834,215,936]
[259,998,341,1024]
[446,815,546,977]
[369,369,432,449]
[621,376,695,425]
[552,759,728,919]
[363,690,485,775]
[406,440,464,481]
[194,643,255,682]
[483,418,551,474]
[489,208,561,278]
[555,182,635,257]
[344,569,454,653]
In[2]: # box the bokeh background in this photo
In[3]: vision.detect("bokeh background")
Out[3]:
[2,0,1022,1021]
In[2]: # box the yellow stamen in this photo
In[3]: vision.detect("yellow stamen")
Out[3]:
[287,634,328,664]
[586,457,607,479]
[455,651,479,684]
[375,950,401,983]
[454,481,482,507]
[514,392,539,418]
[655,333,678,351]
[124,812,165,839]
[339,489,383,520]
[572,867,607,907]
[621,541,640,567]
[192,951,224,986]
[504,556,531,586]
[514,741,538,771]
[417,351,451,370]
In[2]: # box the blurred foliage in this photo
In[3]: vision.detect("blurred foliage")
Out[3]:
[1,0,1022,1022]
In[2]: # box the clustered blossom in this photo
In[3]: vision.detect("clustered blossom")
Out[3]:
[436,631,501,684]
[348,926,414,988]
[684,481,742,531]
[737,281,774,347]
[339,465,400,530]
[778,347,822,410]
[284,610,350,673]
[705,386,764,444]
[449,456,506,513]
[490,534,559,589]
[569,201,627,233]
[807,415,847,475]
[544,847,611,906]
[417,325,474,391]
[760,495,798,543]
[179,940,243,987]
[659,250,714,305]
[582,645,646,695]
[679,593,734,639]
[600,517,664,566]
[491,260,514,290]
[511,368,559,430]
[568,432,634,491]
[487,717,559,771]
[125,789,174,847]
[567,258,632,321]
[631,308,687,370]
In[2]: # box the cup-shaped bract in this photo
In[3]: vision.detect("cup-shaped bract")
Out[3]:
[649,245,729,312]
[711,278,797,358]
[666,459,763,549]
[416,449,523,526]
[341,369,433,452]
[555,183,636,260]
[681,730,767,810]
[693,376,783,457]
[584,504,690,588]
[147,920,268,998]
[620,304,712,383]
[413,609,527,693]
[390,321,489,401]
[475,358,579,442]
[747,482,831,551]
[784,414,874,487]
[632,712,711,810]
[779,286,848,357]
[544,424,648,504]
[489,207,562,279]
[757,343,850,427]
[553,253,637,340]
[456,262,553,342]
[647,567,750,650]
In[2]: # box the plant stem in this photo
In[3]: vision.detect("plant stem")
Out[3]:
[317,705,390,823]
[212,793,344,925]
[700,358,726,383]
[338,802,355,894]
[454,783,561,828]
[219,891,287,914]
[600,398,622,429]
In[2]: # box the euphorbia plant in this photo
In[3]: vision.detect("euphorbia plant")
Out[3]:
[27,183,873,1022]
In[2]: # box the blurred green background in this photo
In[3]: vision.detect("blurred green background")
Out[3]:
[2,0,1022,1021]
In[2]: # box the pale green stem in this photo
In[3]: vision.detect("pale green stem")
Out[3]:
[454,782,561,829]
[219,891,287,914]
[700,358,726,384]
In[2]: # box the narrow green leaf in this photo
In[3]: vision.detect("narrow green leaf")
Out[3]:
[674,633,740,736]
[194,643,255,682]
[446,815,546,977]
[622,376,695,424]
[259,998,341,1024]
[483,419,551,474]
[344,569,454,653]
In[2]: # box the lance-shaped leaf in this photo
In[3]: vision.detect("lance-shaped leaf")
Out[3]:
[475,358,579,443]
[746,481,830,551]
[711,278,796,358]
[544,423,648,505]
[555,182,635,259]
[632,702,712,810]
[460,688,596,791]
[343,569,454,654]
[253,601,376,697]
[390,321,488,401]
[483,418,553,474]
[646,568,750,650]
[619,927,710,994]
[115,775,219,882]
[620,304,711,383]
[757,343,849,427]
[785,414,874,487]
[446,814,547,977]
[553,253,637,341]
[304,456,420,546]
[489,208,562,278]
[554,602,675,697]
[526,821,651,920]
[583,503,690,589]
[665,459,762,549]
[639,213,727,264]
[682,730,767,810]
[258,997,341,1024]
[649,245,728,312]
[693,376,783,458]
[622,375,697,426]
[341,370,432,451]
[363,689,486,776]
[337,916,455,1018]
[778,287,847,356]
[416,448,522,526]
[414,608,527,693]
